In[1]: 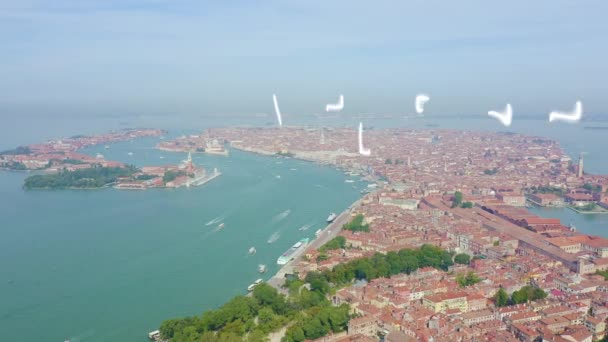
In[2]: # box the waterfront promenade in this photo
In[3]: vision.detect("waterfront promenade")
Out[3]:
[267,198,362,292]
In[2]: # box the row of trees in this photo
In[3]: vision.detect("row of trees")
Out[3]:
[160,284,290,341]
[527,185,565,196]
[160,281,350,342]
[342,214,369,232]
[310,244,454,289]
[283,305,349,342]
[23,165,138,189]
[494,285,547,307]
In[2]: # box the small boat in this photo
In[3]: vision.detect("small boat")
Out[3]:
[96,153,104,159]
[104,145,110,149]
[315,229,323,237]
[217,223,225,230]
[345,179,355,183]
[255,278,263,285]
[127,152,134,156]
[275,175,281,179]
[160,156,165,159]
[247,284,256,292]
[258,264,267,273]
[148,330,160,340]
[327,212,337,223]
[249,247,256,255]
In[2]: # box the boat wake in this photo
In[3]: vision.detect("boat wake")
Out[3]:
[267,231,280,244]
[298,223,313,231]
[205,215,224,226]
[212,223,225,233]
[271,209,291,223]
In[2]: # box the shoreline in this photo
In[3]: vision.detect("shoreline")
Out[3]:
[266,197,362,292]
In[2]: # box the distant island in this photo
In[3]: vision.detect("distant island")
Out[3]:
[1,128,221,190]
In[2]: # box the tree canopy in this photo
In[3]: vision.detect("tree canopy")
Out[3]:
[342,214,370,232]
[456,271,481,287]
[159,244,455,342]
[494,288,509,307]
[451,191,463,208]
[23,165,138,189]
[454,253,471,265]
[318,236,346,253]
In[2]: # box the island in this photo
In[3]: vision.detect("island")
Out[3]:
[1,128,221,190]
[155,127,608,342]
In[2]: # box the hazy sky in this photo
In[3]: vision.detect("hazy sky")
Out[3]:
[1,0,607,117]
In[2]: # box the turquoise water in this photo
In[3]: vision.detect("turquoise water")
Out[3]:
[528,206,608,237]
[0,137,365,342]
[0,114,606,341]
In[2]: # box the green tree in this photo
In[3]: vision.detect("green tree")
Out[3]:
[342,214,370,232]
[460,201,473,208]
[451,191,463,208]
[285,326,305,342]
[494,288,509,307]
[310,278,330,295]
[454,253,471,265]
[258,307,275,326]
[385,158,393,164]
[318,236,346,252]
[253,284,289,315]
[456,271,481,287]
[316,253,329,262]
[302,317,329,340]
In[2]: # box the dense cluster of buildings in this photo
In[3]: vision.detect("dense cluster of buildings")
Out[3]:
[209,127,608,342]
[156,133,228,155]
[0,128,164,171]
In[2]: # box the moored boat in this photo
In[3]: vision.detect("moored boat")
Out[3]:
[327,212,337,223]
[277,238,310,265]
